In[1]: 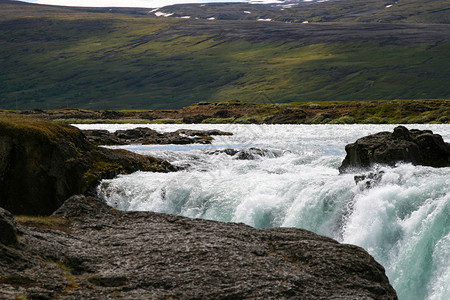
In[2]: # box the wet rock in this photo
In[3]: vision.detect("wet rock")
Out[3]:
[207,147,282,160]
[0,116,175,215]
[354,170,385,189]
[339,126,450,173]
[83,127,233,146]
[174,128,233,137]
[0,207,17,246]
[0,195,398,299]
[82,129,122,145]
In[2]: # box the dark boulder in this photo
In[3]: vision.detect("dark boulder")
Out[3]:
[339,126,450,173]
[0,195,398,299]
[0,115,175,215]
[174,128,233,137]
[82,129,122,145]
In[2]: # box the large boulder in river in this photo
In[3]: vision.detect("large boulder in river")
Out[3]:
[339,126,450,173]
[0,195,397,299]
[0,115,175,215]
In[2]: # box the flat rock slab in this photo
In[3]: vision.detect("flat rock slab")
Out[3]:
[1,195,397,299]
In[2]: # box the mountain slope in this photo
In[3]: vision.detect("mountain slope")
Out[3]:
[0,0,449,109]
[154,0,450,24]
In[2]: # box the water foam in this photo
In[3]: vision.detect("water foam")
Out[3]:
[76,123,450,300]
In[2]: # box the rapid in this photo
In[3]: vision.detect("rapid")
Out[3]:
[75,123,450,300]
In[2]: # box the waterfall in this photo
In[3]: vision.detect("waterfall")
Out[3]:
[76,123,450,300]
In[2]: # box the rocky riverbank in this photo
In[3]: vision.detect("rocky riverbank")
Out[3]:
[0,116,401,299]
[0,115,176,215]
[0,195,398,299]
[2,99,449,125]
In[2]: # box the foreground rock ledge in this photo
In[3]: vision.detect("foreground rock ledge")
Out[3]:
[339,126,450,173]
[1,195,397,299]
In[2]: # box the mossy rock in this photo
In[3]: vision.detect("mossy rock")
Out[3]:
[0,115,175,215]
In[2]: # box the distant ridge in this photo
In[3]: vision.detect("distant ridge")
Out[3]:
[0,0,449,109]
[153,0,449,24]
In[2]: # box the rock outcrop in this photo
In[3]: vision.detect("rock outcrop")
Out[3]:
[0,195,398,299]
[339,126,450,173]
[0,115,176,215]
[83,127,233,145]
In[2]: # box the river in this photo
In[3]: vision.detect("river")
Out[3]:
[75,123,450,300]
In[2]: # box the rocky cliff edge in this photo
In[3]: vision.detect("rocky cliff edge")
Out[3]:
[1,195,398,299]
[0,115,398,299]
[0,115,176,215]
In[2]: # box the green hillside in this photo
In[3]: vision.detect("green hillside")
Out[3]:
[0,0,449,109]
[157,0,450,24]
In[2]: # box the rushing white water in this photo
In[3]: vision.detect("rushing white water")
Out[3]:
[75,123,450,300]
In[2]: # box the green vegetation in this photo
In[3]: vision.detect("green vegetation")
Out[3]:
[82,161,125,190]
[3,99,447,124]
[0,1,449,110]
[346,100,450,124]
[0,114,81,142]
[123,0,450,24]
[279,0,450,24]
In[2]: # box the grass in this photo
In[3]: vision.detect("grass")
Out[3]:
[82,161,125,189]
[278,0,450,24]
[0,1,449,110]
[142,0,450,24]
[345,99,450,124]
[0,114,81,142]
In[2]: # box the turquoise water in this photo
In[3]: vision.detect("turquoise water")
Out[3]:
[76,123,450,300]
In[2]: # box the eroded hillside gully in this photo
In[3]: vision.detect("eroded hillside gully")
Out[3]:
[78,123,450,300]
